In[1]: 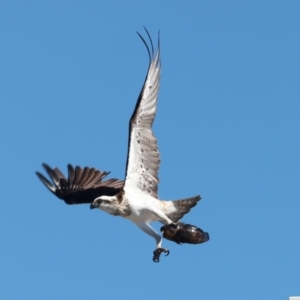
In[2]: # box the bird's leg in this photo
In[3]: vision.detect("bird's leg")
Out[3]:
[149,211,180,262]
[136,223,169,263]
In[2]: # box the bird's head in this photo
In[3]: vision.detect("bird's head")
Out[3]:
[90,195,119,216]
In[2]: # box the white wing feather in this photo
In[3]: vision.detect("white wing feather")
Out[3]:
[124,32,161,199]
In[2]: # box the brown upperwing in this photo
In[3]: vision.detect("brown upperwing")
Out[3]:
[36,163,124,205]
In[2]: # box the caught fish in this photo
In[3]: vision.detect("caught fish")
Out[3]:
[161,222,210,245]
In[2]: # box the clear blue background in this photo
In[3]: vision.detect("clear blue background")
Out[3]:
[1,1,299,299]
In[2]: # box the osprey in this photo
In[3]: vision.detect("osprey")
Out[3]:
[36,28,209,262]
[89,29,207,262]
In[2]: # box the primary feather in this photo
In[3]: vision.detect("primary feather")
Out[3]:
[36,163,123,205]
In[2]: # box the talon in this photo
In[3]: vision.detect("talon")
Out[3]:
[161,222,179,232]
[152,248,170,263]
[153,256,159,263]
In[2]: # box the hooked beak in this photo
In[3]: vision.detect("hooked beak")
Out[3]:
[90,203,98,210]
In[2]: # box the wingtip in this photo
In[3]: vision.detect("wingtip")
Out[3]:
[158,29,161,44]
[35,170,56,193]
[41,162,52,171]
[35,171,43,179]
[137,27,160,65]
[67,163,74,170]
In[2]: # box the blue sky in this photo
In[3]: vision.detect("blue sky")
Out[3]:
[1,1,299,299]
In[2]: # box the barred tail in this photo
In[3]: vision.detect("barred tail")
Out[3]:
[165,195,201,223]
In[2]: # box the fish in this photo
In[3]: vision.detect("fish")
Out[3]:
[160,222,210,245]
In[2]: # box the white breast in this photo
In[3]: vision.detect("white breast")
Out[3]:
[124,187,160,223]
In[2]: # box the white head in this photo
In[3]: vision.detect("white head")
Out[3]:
[90,195,119,216]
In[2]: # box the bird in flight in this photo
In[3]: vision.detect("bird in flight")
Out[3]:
[36,28,208,262]
[89,29,207,262]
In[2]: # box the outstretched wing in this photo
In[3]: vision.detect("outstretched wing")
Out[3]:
[36,163,124,204]
[124,29,161,198]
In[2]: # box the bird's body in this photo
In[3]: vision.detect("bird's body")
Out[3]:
[124,191,177,224]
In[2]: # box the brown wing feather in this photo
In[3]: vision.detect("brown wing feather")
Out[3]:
[36,163,124,205]
[167,196,201,222]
